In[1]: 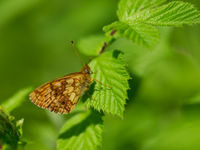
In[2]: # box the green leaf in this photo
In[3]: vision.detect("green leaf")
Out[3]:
[57,110,103,150]
[104,21,159,47]
[1,87,32,112]
[0,107,25,149]
[104,0,200,48]
[133,1,200,26]
[87,50,130,118]
[117,0,166,21]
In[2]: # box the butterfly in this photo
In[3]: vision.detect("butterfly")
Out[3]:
[29,64,92,114]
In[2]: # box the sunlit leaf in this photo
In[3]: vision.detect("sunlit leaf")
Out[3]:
[117,0,166,21]
[104,0,200,48]
[87,50,130,118]
[132,1,200,26]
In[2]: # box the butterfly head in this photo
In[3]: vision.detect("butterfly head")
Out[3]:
[81,64,93,74]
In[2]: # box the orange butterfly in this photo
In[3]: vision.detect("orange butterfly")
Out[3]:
[29,64,92,114]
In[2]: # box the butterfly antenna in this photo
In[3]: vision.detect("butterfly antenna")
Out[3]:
[70,40,84,66]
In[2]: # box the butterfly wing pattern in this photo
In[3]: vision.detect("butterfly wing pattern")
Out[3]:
[29,65,91,114]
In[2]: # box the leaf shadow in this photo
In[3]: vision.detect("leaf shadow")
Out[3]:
[112,50,122,58]
[81,82,96,103]
[58,110,103,139]
[127,72,142,105]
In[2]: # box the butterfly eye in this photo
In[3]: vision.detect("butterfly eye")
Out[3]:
[85,69,88,73]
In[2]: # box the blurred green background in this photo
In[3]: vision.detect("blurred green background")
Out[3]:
[1,0,200,150]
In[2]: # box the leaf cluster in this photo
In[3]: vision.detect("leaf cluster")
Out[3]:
[104,0,200,47]
[57,0,200,150]
[0,88,32,150]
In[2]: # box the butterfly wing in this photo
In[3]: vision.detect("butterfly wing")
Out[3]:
[29,73,90,114]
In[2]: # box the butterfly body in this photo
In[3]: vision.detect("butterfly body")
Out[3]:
[29,64,91,114]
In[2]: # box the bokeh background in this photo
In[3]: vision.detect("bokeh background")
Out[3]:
[1,0,200,150]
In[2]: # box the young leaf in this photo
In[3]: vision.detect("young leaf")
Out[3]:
[0,107,25,149]
[87,50,130,118]
[1,87,32,112]
[57,110,103,150]
[132,1,200,26]
[104,21,159,47]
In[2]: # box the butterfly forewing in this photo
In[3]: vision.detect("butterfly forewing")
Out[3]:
[29,71,91,114]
